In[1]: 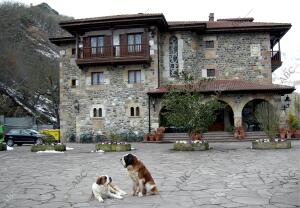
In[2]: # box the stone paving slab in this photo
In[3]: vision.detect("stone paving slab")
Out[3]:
[0,141,299,208]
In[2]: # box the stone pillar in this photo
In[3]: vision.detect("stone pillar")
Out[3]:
[234,111,242,127]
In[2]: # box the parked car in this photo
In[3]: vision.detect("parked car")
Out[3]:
[4,129,49,147]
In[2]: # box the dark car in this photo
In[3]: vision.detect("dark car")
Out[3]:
[4,129,47,147]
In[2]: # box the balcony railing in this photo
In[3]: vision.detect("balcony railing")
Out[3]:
[77,44,150,66]
[271,50,282,71]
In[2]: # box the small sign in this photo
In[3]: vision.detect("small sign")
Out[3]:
[251,44,261,57]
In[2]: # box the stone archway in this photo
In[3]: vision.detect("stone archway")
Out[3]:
[242,99,272,131]
[208,100,234,131]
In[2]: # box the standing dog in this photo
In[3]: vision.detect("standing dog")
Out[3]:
[120,154,158,197]
[91,175,126,203]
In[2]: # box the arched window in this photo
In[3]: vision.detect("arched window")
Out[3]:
[93,108,97,117]
[98,108,102,117]
[130,107,135,117]
[136,107,140,116]
[169,36,178,77]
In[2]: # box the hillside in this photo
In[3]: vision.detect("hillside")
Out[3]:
[0,2,72,126]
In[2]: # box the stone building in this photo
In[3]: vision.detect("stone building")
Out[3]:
[50,13,294,141]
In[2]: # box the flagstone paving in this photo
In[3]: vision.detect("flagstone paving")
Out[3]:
[0,141,299,208]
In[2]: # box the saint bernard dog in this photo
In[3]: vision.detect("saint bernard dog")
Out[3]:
[121,153,159,197]
[91,175,126,203]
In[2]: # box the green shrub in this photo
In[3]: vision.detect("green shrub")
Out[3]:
[95,134,107,143]
[31,144,66,152]
[42,135,56,144]
[80,133,93,143]
[0,143,7,151]
[288,112,299,129]
[95,143,131,152]
[68,133,76,142]
[119,131,143,142]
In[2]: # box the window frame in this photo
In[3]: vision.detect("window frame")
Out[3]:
[205,40,214,49]
[127,33,142,53]
[90,36,105,55]
[207,69,216,77]
[91,72,104,85]
[128,70,141,84]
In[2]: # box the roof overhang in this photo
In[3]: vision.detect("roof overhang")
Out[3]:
[49,37,75,45]
[60,14,168,35]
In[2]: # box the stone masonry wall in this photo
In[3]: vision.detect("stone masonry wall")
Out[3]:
[59,27,159,141]
[160,32,272,84]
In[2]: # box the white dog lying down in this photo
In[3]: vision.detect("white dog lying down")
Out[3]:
[91,175,127,203]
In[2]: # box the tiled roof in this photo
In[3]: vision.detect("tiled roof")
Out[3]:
[148,80,295,94]
[60,13,164,24]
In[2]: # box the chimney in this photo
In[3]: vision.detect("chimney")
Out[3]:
[209,13,214,21]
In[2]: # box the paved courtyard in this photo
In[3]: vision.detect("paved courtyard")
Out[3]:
[0,141,299,208]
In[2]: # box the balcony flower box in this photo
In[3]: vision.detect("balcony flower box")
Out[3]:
[252,139,291,150]
[173,140,209,151]
[95,142,131,152]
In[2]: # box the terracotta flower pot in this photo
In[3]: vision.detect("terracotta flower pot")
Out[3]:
[279,128,286,139]
[143,134,150,141]
[149,134,155,141]
[154,133,162,141]
[191,133,201,141]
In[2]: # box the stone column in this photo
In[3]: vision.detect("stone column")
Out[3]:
[234,111,242,127]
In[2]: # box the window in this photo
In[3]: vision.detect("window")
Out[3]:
[91,72,104,85]
[169,36,178,77]
[207,69,216,77]
[205,40,214,48]
[98,108,102,117]
[71,79,78,88]
[91,36,104,55]
[127,33,142,53]
[71,48,76,55]
[128,70,141,84]
[129,106,141,117]
[136,107,140,116]
[130,107,135,116]
[93,108,97,117]
[93,108,103,118]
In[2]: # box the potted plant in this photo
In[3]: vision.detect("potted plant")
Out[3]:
[234,127,245,140]
[149,132,155,141]
[286,129,293,139]
[157,126,166,134]
[154,132,162,141]
[287,112,299,138]
[143,133,150,141]
[279,128,286,139]
[253,102,292,149]
[190,129,202,141]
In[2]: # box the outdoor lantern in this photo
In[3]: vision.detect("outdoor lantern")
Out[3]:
[284,95,291,108]
[74,99,80,114]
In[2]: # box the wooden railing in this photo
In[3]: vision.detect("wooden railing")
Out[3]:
[79,44,148,59]
[271,50,281,62]
[271,50,282,71]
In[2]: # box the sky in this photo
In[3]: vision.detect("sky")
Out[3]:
[2,0,300,91]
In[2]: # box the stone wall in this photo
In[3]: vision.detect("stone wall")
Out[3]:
[58,27,159,141]
[160,32,272,84]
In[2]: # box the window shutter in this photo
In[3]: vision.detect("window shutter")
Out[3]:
[215,69,219,77]
[141,33,147,54]
[120,34,127,56]
[83,37,91,58]
[104,35,112,56]
[202,69,207,78]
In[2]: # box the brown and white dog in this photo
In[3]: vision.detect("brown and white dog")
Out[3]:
[120,154,158,197]
[91,175,126,203]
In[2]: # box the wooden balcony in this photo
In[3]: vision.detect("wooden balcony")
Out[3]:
[271,50,282,71]
[76,44,150,67]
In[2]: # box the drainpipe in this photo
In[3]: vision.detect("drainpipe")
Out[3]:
[148,94,151,133]
[157,29,160,88]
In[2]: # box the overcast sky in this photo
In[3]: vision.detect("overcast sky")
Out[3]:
[3,0,300,90]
